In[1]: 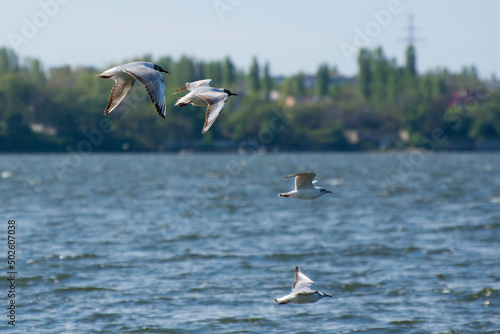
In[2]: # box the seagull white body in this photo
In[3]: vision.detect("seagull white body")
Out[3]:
[274,267,332,304]
[98,61,168,118]
[278,172,332,199]
[173,79,237,134]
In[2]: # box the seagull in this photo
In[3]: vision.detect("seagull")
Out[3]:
[278,172,332,199]
[98,61,168,118]
[274,267,332,304]
[173,79,237,134]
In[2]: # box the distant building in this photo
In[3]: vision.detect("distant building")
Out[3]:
[30,123,57,136]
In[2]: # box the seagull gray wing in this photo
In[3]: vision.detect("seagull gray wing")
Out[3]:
[292,267,314,292]
[123,67,167,118]
[187,79,212,90]
[173,79,212,94]
[195,91,228,134]
[104,79,135,115]
[285,172,317,190]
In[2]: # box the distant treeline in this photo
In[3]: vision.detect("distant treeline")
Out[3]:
[0,46,499,153]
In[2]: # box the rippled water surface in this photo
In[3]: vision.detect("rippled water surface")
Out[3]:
[2,152,500,333]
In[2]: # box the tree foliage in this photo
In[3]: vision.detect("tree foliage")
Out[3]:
[0,46,498,152]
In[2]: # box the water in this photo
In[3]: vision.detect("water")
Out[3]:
[1,152,500,333]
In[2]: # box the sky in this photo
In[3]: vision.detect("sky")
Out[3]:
[1,0,499,79]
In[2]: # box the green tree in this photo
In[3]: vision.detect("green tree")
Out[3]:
[204,61,222,84]
[469,89,500,139]
[405,44,416,77]
[0,48,19,73]
[261,62,272,101]
[386,59,401,103]
[358,48,372,100]
[281,77,293,97]
[372,47,388,104]
[316,63,329,98]
[404,44,417,94]
[27,58,45,84]
[193,61,206,82]
[222,56,235,86]
[248,57,260,97]
[294,72,306,97]
[172,56,195,87]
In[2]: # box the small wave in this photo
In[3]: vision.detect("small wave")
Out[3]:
[170,253,219,261]
[341,282,379,293]
[1,171,12,178]
[83,312,120,321]
[265,253,313,262]
[156,296,174,301]
[403,246,422,253]
[49,273,72,282]
[491,197,500,203]
[460,287,497,302]
[341,244,402,257]
[177,233,207,240]
[425,248,455,255]
[4,275,45,285]
[125,327,185,334]
[54,253,101,260]
[217,316,268,324]
[54,286,118,293]
[390,319,425,325]
[386,288,407,296]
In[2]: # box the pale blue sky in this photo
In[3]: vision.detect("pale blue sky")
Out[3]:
[1,0,499,78]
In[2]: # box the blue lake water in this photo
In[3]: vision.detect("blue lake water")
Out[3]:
[1,152,500,333]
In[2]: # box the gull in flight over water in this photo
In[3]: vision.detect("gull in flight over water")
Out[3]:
[98,61,168,118]
[274,267,332,304]
[173,79,237,134]
[278,172,332,200]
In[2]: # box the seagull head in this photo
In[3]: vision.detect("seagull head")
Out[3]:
[320,188,332,195]
[154,64,169,73]
[223,89,237,96]
[318,291,332,299]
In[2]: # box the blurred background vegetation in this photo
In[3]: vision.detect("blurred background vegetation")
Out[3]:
[0,45,499,152]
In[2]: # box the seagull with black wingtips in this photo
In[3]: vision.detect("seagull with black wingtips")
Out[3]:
[98,61,168,118]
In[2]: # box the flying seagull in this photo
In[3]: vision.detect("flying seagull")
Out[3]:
[173,79,237,134]
[278,172,332,200]
[274,266,332,304]
[98,61,168,118]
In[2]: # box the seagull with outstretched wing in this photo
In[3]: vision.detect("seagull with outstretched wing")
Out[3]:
[274,267,332,304]
[98,61,168,118]
[173,79,237,134]
[279,172,332,200]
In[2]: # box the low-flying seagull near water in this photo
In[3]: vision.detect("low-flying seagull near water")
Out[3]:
[274,267,332,304]
[173,79,237,134]
[98,61,168,118]
[278,172,332,200]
